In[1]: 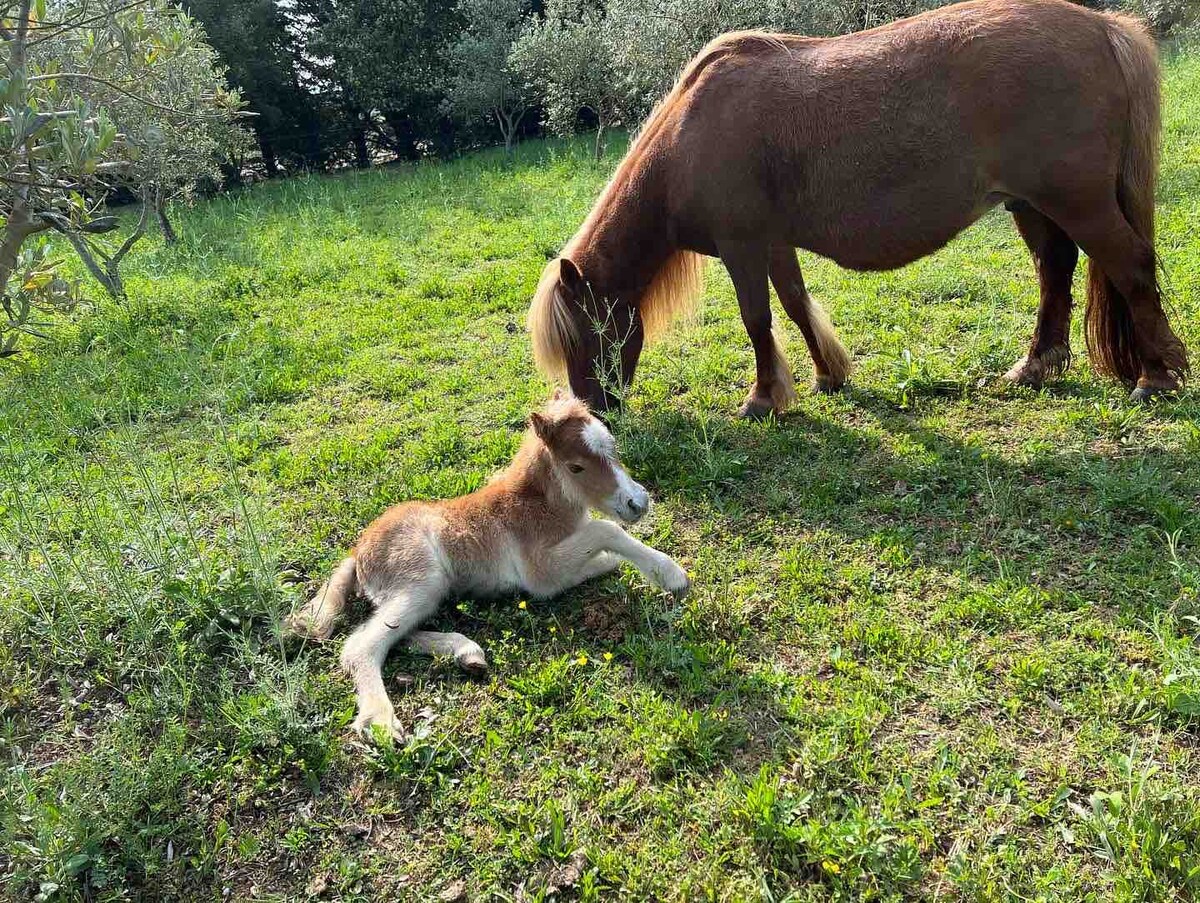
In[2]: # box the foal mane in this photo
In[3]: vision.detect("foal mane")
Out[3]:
[528,36,791,380]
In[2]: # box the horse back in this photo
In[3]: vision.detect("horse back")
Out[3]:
[659,0,1136,268]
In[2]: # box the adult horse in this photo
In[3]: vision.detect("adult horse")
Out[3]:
[529,0,1188,417]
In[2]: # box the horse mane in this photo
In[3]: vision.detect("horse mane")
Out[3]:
[530,35,795,379]
[529,259,578,381]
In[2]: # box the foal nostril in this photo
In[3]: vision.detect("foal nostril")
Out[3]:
[627,498,646,516]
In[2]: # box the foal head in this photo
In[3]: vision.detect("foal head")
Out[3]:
[529,393,650,523]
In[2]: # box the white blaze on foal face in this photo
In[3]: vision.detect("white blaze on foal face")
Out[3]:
[575,416,650,522]
[530,398,651,522]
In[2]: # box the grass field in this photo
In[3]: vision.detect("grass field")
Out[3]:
[4,48,1200,903]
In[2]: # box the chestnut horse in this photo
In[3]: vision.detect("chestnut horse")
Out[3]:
[529,0,1188,417]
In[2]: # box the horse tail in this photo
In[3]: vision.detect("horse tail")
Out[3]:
[1085,15,1178,385]
[528,258,578,381]
[285,556,358,641]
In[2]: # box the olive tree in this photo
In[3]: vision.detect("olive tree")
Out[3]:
[1,0,246,352]
[511,0,633,161]
[445,0,532,152]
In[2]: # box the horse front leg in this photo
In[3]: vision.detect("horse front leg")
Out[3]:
[768,245,852,393]
[1005,202,1078,388]
[717,239,797,418]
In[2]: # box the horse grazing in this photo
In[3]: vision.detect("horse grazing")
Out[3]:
[529,0,1188,417]
[286,393,689,738]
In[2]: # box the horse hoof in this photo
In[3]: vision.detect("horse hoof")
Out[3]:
[1129,384,1177,404]
[1002,358,1042,389]
[812,376,845,394]
[738,398,777,420]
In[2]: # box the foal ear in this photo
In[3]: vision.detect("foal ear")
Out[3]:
[529,411,557,444]
[558,258,584,293]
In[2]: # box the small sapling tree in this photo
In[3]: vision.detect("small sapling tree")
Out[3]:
[1,0,246,352]
[445,0,532,152]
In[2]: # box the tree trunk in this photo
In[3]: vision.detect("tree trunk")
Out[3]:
[352,123,371,169]
[497,106,526,155]
[156,202,177,245]
[593,121,605,162]
[383,112,418,160]
[258,133,279,177]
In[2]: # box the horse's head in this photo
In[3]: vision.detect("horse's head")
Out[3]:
[528,390,650,523]
[527,257,642,413]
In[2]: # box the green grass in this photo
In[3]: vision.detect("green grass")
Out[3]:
[4,48,1200,903]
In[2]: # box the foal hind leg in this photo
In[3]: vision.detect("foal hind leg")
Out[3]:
[717,239,797,418]
[1005,203,1078,388]
[340,581,442,738]
[768,246,852,392]
[407,630,488,675]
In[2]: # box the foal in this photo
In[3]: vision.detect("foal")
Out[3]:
[286,393,689,737]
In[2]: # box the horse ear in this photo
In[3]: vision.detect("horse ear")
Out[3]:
[529,411,556,444]
[558,258,584,293]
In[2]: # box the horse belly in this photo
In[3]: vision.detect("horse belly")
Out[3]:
[779,160,994,271]
[796,188,995,272]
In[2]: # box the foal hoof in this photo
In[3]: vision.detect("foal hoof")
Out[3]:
[352,709,405,742]
[455,647,489,677]
[283,612,332,642]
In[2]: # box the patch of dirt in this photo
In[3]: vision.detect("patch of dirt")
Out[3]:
[581,595,632,642]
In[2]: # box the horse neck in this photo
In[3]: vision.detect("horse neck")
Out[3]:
[568,166,673,301]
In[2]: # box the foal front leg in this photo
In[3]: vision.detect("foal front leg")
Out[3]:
[531,521,689,598]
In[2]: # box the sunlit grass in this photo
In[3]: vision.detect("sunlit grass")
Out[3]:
[2,52,1200,903]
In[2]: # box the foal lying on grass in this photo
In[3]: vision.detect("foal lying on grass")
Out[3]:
[286,393,690,737]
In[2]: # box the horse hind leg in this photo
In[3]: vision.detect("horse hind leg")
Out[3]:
[1004,202,1078,388]
[1046,197,1186,399]
[768,245,851,392]
[718,239,797,419]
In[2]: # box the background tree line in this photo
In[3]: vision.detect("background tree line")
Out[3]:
[187,0,1197,175]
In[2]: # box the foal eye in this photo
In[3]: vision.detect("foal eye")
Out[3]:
[568,463,585,474]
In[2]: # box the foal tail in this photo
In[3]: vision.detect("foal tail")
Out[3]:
[285,556,358,641]
[1086,16,1187,384]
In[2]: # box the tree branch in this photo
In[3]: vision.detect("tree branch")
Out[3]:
[26,72,219,117]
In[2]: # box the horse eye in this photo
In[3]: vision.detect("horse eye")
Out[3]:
[568,463,585,474]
